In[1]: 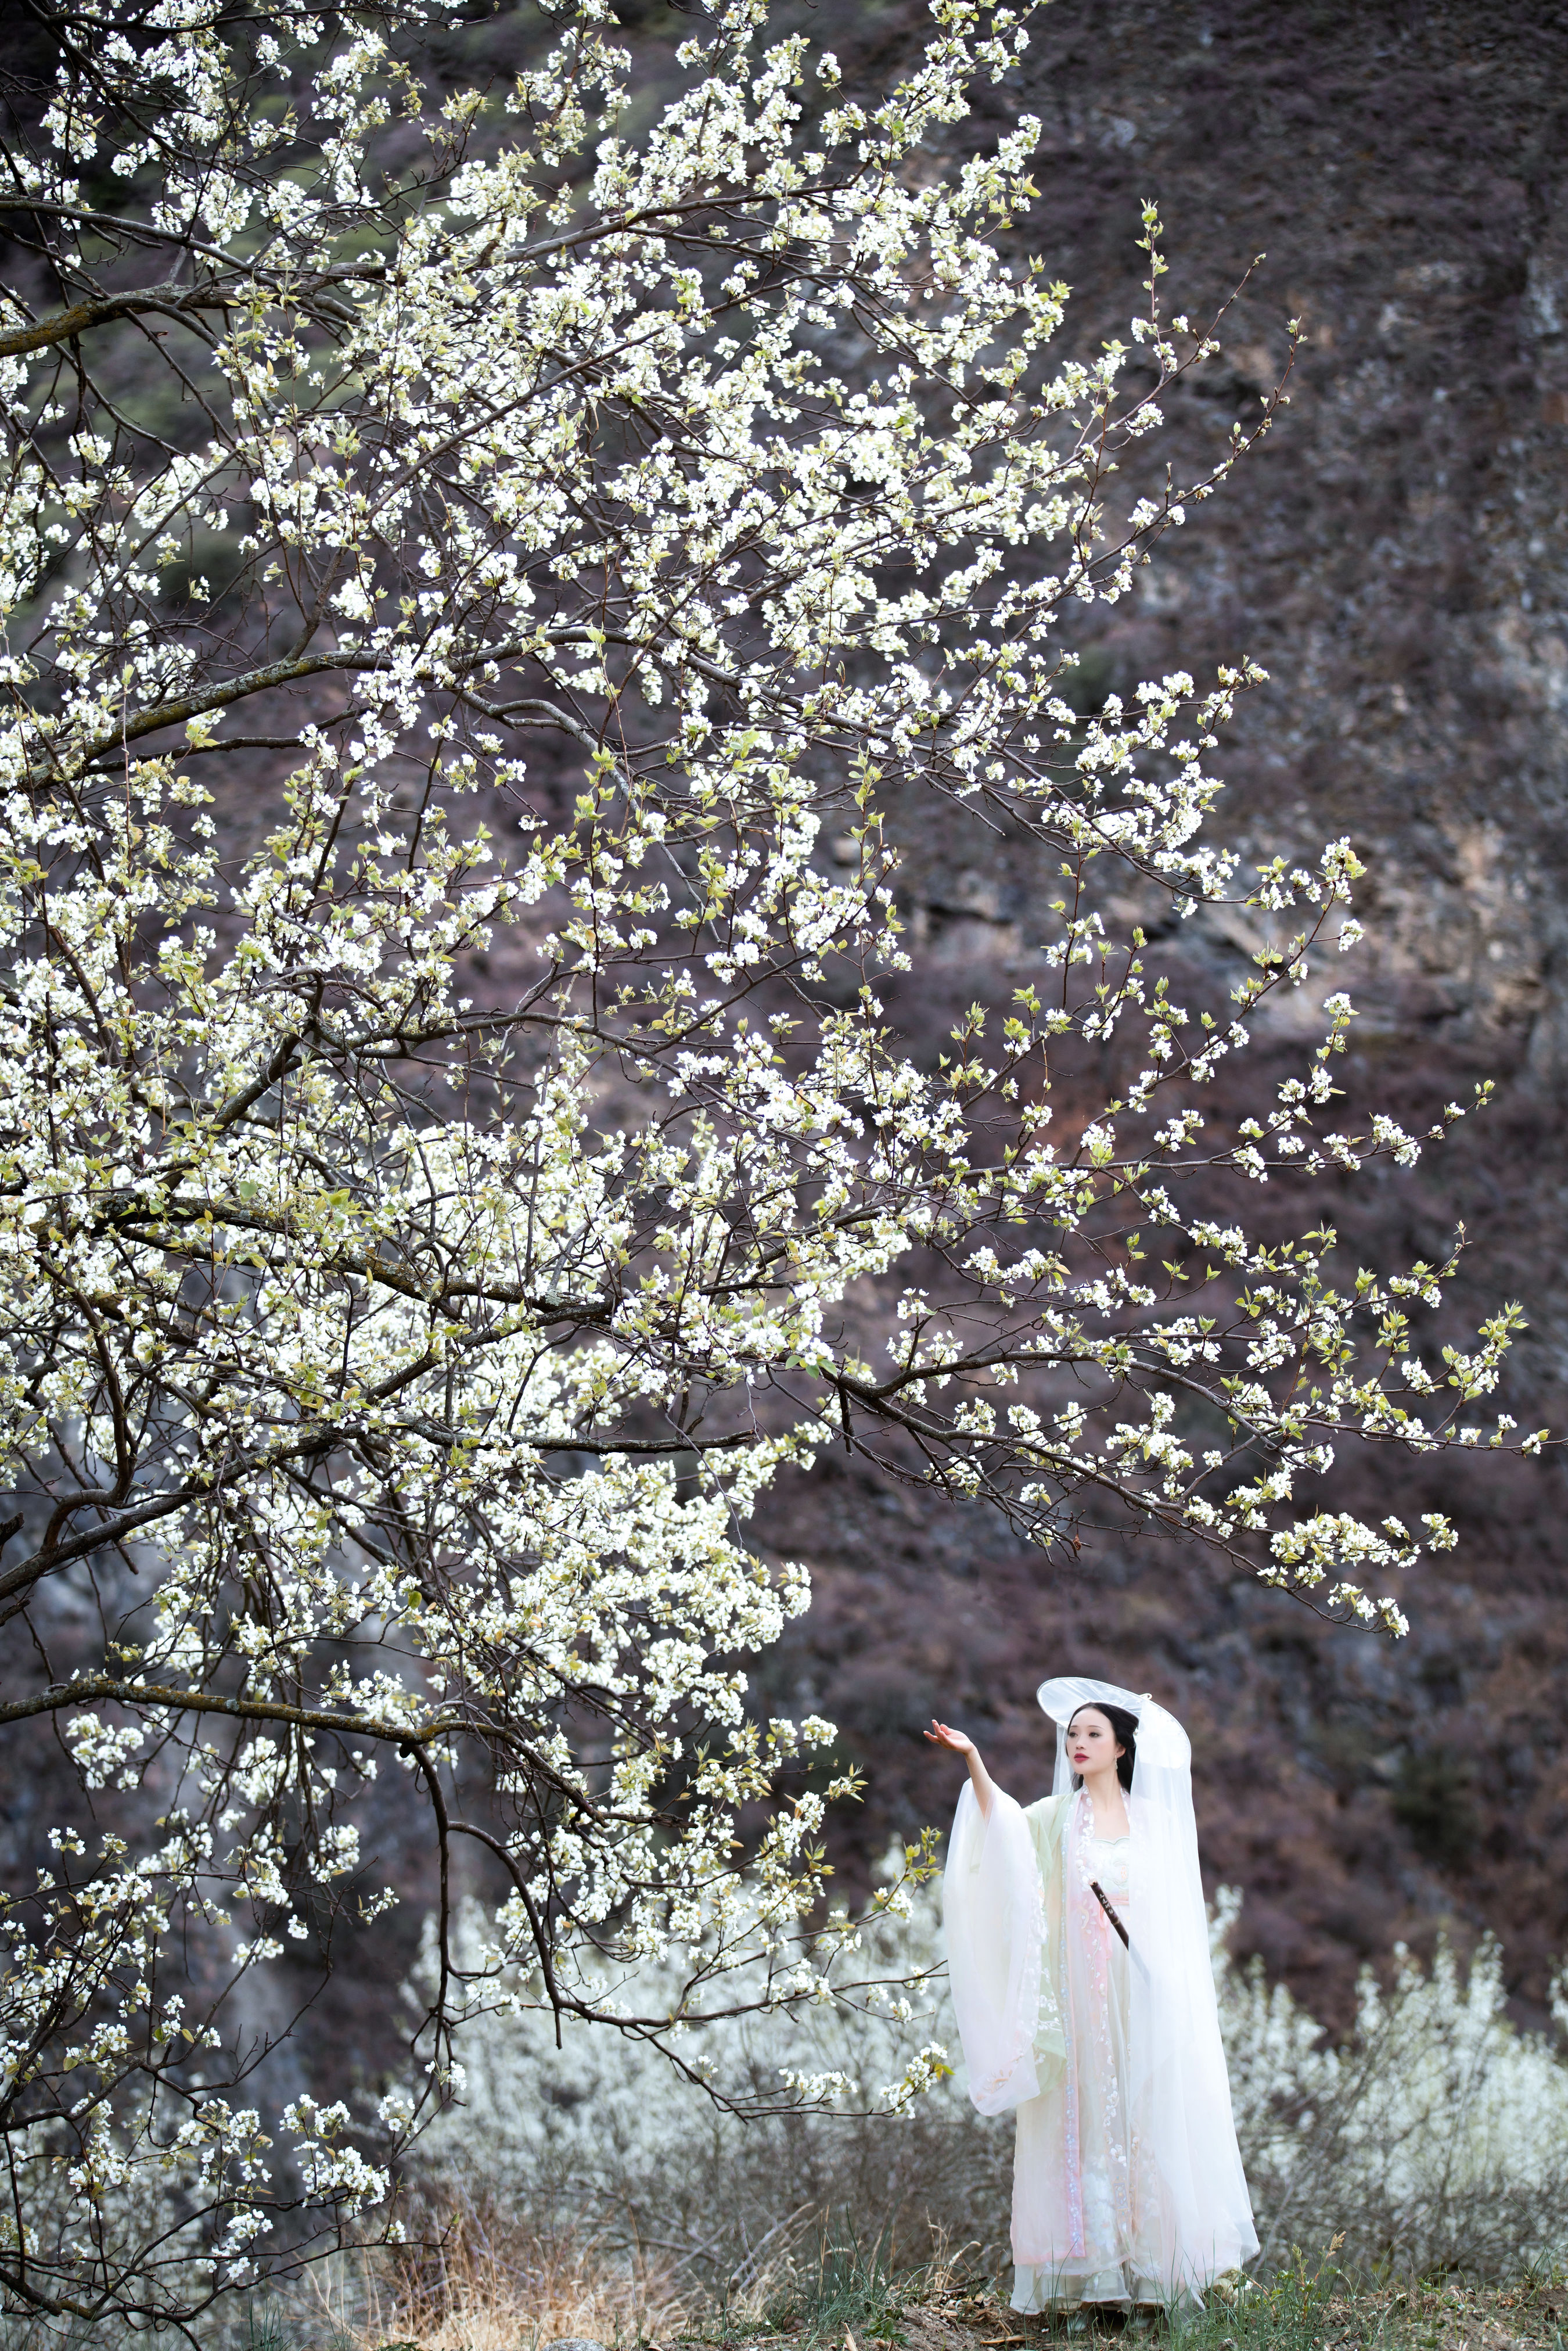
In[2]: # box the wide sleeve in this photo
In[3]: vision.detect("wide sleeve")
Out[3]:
[1127,1740,1260,2286]
[942,1782,1045,2117]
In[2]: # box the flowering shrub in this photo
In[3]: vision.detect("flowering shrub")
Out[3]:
[1217,1897,1568,2276]
[405,1872,988,2297]
[0,0,1541,2323]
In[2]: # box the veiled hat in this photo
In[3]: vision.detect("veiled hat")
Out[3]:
[1035,1674,1191,1771]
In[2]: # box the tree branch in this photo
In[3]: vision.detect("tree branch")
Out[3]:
[0,284,232,358]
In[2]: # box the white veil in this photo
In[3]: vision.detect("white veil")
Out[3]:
[1037,1677,1256,2289]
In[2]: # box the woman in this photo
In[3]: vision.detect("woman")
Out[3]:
[928,1677,1257,2314]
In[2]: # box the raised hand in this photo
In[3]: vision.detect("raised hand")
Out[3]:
[926,1718,997,1817]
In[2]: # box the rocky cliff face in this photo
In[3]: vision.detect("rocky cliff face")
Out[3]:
[737,0,1568,2031]
[1008,0,1568,1071]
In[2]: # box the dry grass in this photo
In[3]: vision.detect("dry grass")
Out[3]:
[271,2248,1568,2351]
[268,2198,1568,2351]
[287,2202,695,2351]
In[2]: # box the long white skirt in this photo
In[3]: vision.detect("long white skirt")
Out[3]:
[1010,1912,1165,2312]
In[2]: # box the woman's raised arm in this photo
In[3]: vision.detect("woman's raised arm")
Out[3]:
[926,1718,999,1819]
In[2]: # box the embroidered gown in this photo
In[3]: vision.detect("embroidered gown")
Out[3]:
[944,1778,1257,2312]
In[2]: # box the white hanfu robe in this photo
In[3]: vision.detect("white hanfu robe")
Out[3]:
[944,1770,1257,2311]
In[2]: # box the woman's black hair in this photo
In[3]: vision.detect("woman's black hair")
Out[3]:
[1067,1703,1138,1793]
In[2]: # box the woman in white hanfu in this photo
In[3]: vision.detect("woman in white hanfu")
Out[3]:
[928,1677,1257,2315]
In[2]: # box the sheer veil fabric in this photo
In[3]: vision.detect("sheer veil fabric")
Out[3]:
[943,1678,1257,2311]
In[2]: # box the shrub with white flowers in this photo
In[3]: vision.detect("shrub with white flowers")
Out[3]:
[0,0,1539,2323]
[1217,1899,1568,2278]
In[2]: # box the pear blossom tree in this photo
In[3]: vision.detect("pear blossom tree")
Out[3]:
[0,0,1537,2323]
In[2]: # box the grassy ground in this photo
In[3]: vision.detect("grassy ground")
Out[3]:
[323,2220,1568,2351]
[653,2261,1568,2351]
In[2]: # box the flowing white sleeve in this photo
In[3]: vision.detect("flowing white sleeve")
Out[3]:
[1128,1708,1259,2285]
[942,1783,1044,2117]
